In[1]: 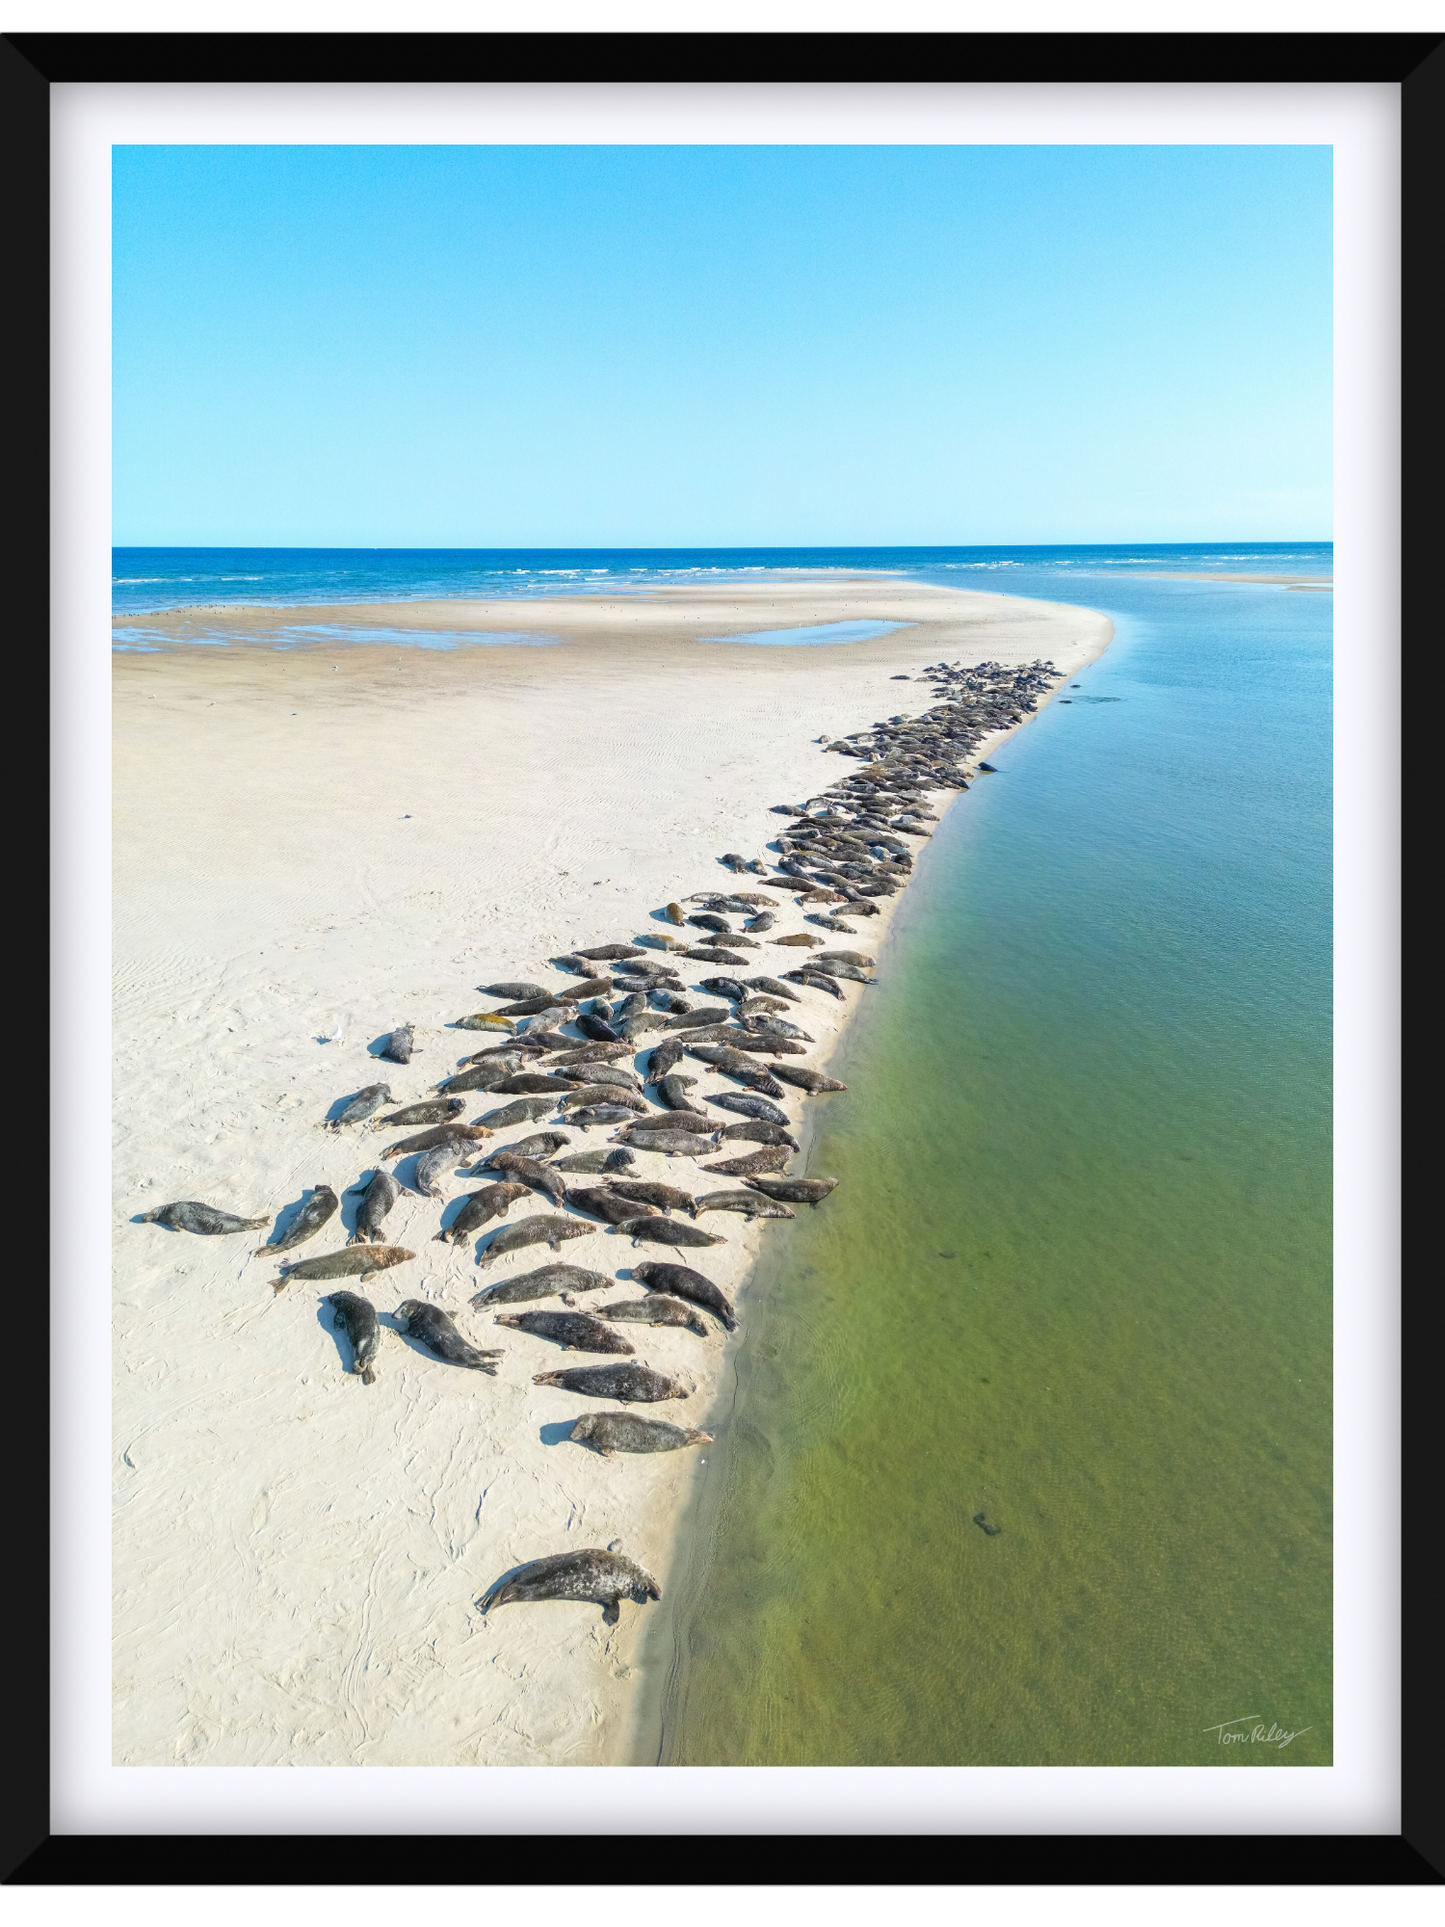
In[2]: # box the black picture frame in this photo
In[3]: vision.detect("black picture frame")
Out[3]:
[15,29,1436,1889]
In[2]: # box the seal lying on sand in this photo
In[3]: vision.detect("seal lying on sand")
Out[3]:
[614,1129,715,1157]
[491,1071,587,1096]
[329,1290,381,1384]
[478,981,546,1000]
[476,1214,595,1267]
[377,1097,465,1128]
[569,1413,711,1455]
[702,1145,791,1177]
[742,976,802,1004]
[596,1295,710,1337]
[620,1108,714,1135]
[479,1548,661,1624]
[262,1184,339,1255]
[767,1064,848,1094]
[815,949,875,967]
[470,1262,612,1307]
[552,1146,635,1174]
[709,1093,791,1125]
[453,1011,519,1033]
[411,1139,467,1200]
[346,1167,401,1243]
[568,1104,641,1131]
[714,1120,800,1149]
[603,1178,697,1217]
[572,944,646,961]
[475,1097,558,1130]
[744,1175,839,1204]
[783,968,846,1000]
[694,1189,795,1220]
[485,1130,571,1162]
[328,1084,394,1128]
[435,1062,529,1096]
[435,1182,531,1243]
[382,1123,494,1158]
[633,1260,737,1329]
[566,1186,661,1226]
[137,1200,270,1235]
[533,1361,691,1403]
[271,1244,413,1293]
[770,932,824,947]
[494,1309,635,1354]
[380,1023,417,1063]
[613,1216,725,1249]
[395,1300,503,1374]
[559,1084,648,1114]
[483,1153,568,1207]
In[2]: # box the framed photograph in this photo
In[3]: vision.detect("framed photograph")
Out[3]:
[17,30,1429,1885]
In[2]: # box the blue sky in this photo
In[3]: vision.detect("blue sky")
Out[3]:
[113,145,1331,547]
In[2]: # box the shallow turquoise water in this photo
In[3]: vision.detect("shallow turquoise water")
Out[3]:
[645,573,1332,1767]
[701,618,913,647]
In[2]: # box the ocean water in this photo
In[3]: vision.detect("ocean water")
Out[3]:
[638,564,1332,1767]
[112,542,1330,618]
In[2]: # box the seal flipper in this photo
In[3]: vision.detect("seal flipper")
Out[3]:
[602,1600,621,1625]
[360,1367,376,1386]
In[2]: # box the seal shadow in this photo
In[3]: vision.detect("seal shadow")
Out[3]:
[130,1210,175,1228]
[538,1420,576,1447]
[317,1299,355,1373]
[338,1176,377,1238]
[262,1187,327,1252]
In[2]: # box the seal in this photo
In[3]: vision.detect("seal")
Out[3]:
[693,1189,795,1219]
[559,1085,648,1114]
[377,1097,466,1128]
[435,1062,531,1095]
[395,1300,504,1373]
[632,1259,736,1330]
[618,1110,714,1135]
[698,976,751,1002]
[744,910,777,932]
[476,1214,596,1267]
[569,1413,712,1455]
[568,1104,642,1131]
[346,1167,402,1243]
[478,981,547,999]
[682,946,750,966]
[595,1295,710,1337]
[656,1072,702,1111]
[261,1184,339,1255]
[687,912,733,934]
[475,1097,561,1130]
[576,1013,622,1043]
[739,1014,813,1041]
[470,1262,612,1307]
[664,901,686,924]
[532,1362,691,1404]
[766,1064,848,1093]
[493,1309,635,1353]
[483,1130,571,1162]
[490,1072,587,1096]
[382,1123,494,1158]
[491,995,579,1017]
[476,1153,567,1207]
[559,975,614,1000]
[742,976,802,1004]
[380,1022,418,1064]
[566,1186,662,1226]
[328,1083,394,1129]
[435,1181,531,1244]
[814,950,875,967]
[612,1129,715,1157]
[737,994,792,1017]
[603,1178,697,1217]
[782,968,845,1000]
[646,1038,687,1080]
[329,1290,382,1384]
[137,1200,269,1235]
[462,1039,544,1063]
[572,944,646,962]
[411,1139,467,1200]
[770,933,824,947]
[544,1040,632,1067]
[612,1216,725,1249]
[663,1005,738,1030]
[454,1012,519,1033]
[551,1146,635,1174]
[709,1093,791,1125]
[702,1145,791,1177]
[714,1120,800,1149]
[479,1547,661,1624]
[562,1064,640,1092]
[743,1175,839,1204]
[271,1243,414,1293]
[808,959,873,983]
[806,913,858,933]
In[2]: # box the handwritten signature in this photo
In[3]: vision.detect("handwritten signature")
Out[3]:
[1202,1716,1313,1748]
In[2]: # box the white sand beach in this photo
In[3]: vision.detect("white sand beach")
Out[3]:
[112,576,1112,1767]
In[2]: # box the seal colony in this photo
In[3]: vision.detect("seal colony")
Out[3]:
[114,577,1110,1765]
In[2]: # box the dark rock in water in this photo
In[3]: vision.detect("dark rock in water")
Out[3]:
[973,1511,1002,1536]
[978,762,997,772]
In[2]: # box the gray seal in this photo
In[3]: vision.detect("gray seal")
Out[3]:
[478,981,547,999]
[551,1147,635,1174]
[435,1062,530,1096]
[474,1097,558,1130]
[770,933,824,948]
[271,1243,414,1293]
[435,1182,531,1244]
[612,1130,715,1157]
[484,1153,568,1207]
[382,1123,494,1159]
[482,1131,571,1162]
[329,1290,381,1385]
[568,1104,641,1130]
[137,1200,269,1235]
[532,1362,691,1403]
[632,1260,737,1330]
[491,1072,587,1096]
[559,1085,648,1114]
[612,1216,725,1249]
[395,1299,503,1373]
[767,1064,848,1093]
[261,1184,339,1255]
[602,1178,697,1217]
[596,1295,710,1337]
[380,1023,417,1063]
[714,1120,800,1149]
[707,1093,790,1125]
[702,1145,791,1177]
[620,1109,714,1135]
[346,1167,401,1243]
[470,1263,612,1307]
[493,1309,635,1353]
[569,1413,711,1456]
[657,1072,704,1111]
[411,1139,467,1199]
[741,977,802,1004]
[814,949,875,967]
[782,968,845,1000]
[693,1189,795,1220]
[565,1186,662,1225]
[744,1175,839,1204]
[479,1548,661,1624]
[572,944,646,961]
[377,1097,465,1128]
[476,1214,596,1267]
[328,1083,394,1128]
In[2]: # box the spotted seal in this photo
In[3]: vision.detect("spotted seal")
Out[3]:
[470,1262,611,1308]
[602,1178,697,1217]
[329,1290,381,1384]
[693,1189,795,1219]
[261,1184,339,1255]
[435,1182,531,1244]
[395,1300,503,1373]
[559,1085,648,1114]
[475,1097,560,1130]
[346,1167,402,1243]
[568,1104,642,1131]
[569,1413,711,1456]
[328,1084,394,1129]
[479,1547,661,1624]
[381,1123,494,1158]
[271,1243,413,1293]
[612,1216,725,1250]
[614,1129,715,1157]
[714,1120,800,1149]
[744,1175,839,1204]
[742,976,802,1004]
[476,1214,596,1267]
[632,1259,736,1330]
[595,1295,710,1337]
[137,1200,270,1235]
[532,1361,691,1404]
[494,1309,635,1353]
[709,1093,791,1125]
[552,1146,635,1175]
[377,1097,466,1128]
[379,1023,418,1064]
[702,1145,791,1177]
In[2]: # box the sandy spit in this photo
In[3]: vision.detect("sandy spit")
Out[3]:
[113,576,1112,1766]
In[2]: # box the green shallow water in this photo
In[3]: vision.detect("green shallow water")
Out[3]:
[643,575,1331,1767]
